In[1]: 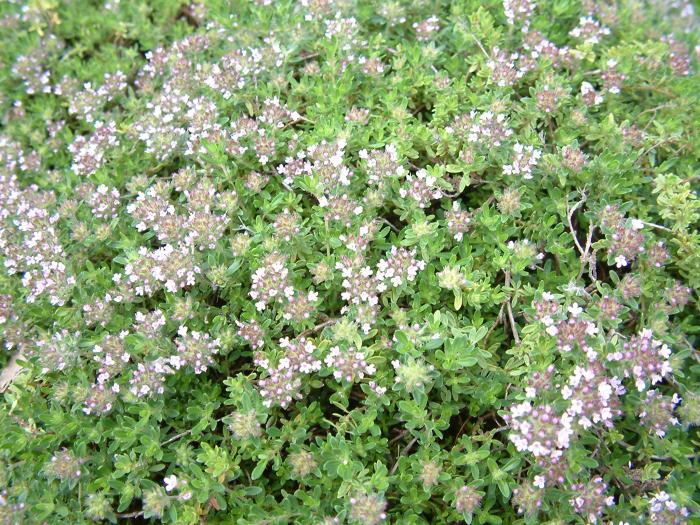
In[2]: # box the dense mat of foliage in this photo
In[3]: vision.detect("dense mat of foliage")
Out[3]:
[1,0,699,523]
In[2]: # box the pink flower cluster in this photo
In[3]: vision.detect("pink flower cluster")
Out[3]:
[359,144,406,186]
[569,16,611,44]
[68,121,120,176]
[503,143,542,180]
[399,169,444,208]
[561,360,625,430]
[68,71,127,123]
[0,174,75,305]
[170,326,220,374]
[324,346,375,383]
[639,390,680,438]
[257,337,321,408]
[506,401,574,458]
[570,476,615,523]
[648,491,690,524]
[113,243,201,297]
[249,253,294,312]
[606,329,673,392]
[278,139,353,192]
[503,0,536,29]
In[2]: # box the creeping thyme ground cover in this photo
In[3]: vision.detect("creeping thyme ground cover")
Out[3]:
[1,0,700,523]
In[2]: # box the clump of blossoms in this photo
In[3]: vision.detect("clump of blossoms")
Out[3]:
[249,253,294,311]
[375,247,425,291]
[505,401,574,458]
[44,449,83,482]
[453,485,482,514]
[606,329,673,392]
[569,16,611,44]
[512,481,543,518]
[324,345,375,383]
[503,143,542,180]
[170,326,220,374]
[68,71,127,122]
[399,169,444,208]
[503,0,536,30]
[638,390,681,438]
[487,48,526,87]
[114,244,202,297]
[348,492,387,525]
[647,491,690,524]
[359,144,405,186]
[561,360,625,430]
[128,358,173,399]
[228,410,262,440]
[413,16,440,42]
[68,121,120,176]
[570,476,615,523]
[257,337,321,408]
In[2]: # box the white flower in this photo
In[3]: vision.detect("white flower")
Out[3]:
[164,475,178,492]
[568,303,583,318]
[614,255,628,268]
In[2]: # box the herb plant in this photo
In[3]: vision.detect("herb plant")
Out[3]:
[0,1,699,524]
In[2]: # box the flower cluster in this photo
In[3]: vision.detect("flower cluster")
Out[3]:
[170,326,220,374]
[503,143,542,180]
[249,253,294,312]
[257,337,321,408]
[229,410,262,440]
[648,491,690,524]
[128,358,173,399]
[570,476,614,523]
[506,401,574,458]
[561,360,625,430]
[375,247,425,291]
[503,0,536,30]
[413,16,440,42]
[93,332,130,384]
[453,485,482,514]
[606,329,673,392]
[68,71,127,122]
[348,492,387,525]
[68,121,120,176]
[399,169,444,208]
[638,390,681,438]
[114,243,201,297]
[445,202,472,241]
[569,16,611,44]
[606,219,646,268]
[0,176,75,305]
[76,183,121,220]
[488,48,526,87]
[512,481,543,517]
[358,144,405,186]
[324,346,375,383]
[44,449,82,481]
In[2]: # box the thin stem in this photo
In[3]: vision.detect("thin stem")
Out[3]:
[566,191,587,256]
[504,271,520,345]
[381,217,400,233]
[162,416,226,447]
[640,220,672,233]
[390,437,418,475]
[470,34,490,59]
[298,318,339,338]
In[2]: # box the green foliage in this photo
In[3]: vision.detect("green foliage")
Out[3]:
[0,1,699,524]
